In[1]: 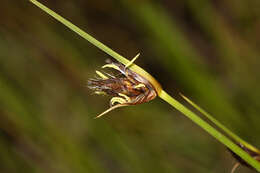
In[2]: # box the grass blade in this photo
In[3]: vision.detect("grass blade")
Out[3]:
[180,93,260,154]
[160,90,260,171]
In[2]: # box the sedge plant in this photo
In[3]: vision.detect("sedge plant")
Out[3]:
[29,0,260,171]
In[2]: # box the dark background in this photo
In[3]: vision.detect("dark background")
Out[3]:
[1,0,260,172]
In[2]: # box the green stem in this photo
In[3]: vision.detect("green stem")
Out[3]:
[159,90,260,171]
[181,94,260,153]
[29,0,129,65]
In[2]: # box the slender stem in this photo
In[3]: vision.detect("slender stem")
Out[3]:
[29,0,129,65]
[180,94,260,154]
[159,90,260,171]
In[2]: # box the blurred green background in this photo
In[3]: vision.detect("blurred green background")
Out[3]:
[1,0,260,172]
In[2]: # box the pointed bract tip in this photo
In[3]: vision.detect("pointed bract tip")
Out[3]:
[94,104,128,119]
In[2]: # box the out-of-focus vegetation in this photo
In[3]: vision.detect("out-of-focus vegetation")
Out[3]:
[1,0,260,172]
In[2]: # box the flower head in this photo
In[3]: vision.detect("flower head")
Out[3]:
[88,54,158,118]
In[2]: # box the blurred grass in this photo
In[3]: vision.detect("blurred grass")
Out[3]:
[0,0,260,172]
